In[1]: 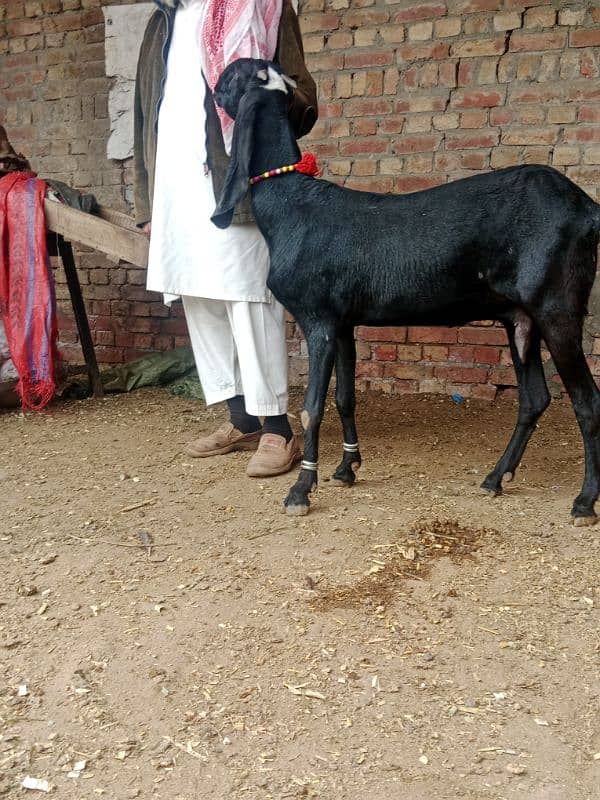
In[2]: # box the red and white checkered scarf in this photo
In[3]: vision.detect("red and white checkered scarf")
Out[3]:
[198,0,283,152]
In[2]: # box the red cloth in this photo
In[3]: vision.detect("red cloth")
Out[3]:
[0,171,58,410]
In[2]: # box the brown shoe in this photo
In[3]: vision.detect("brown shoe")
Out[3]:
[246,433,302,478]
[184,422,261,458]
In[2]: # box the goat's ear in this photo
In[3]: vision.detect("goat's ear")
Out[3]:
[211,89,260,230]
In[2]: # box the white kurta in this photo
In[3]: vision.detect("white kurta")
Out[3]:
[146,0,271,303]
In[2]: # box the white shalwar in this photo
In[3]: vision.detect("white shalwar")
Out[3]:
[146,0,288,416]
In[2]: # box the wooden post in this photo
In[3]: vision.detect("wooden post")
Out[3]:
[55,234,104,398]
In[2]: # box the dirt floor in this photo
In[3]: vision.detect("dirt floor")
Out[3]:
[1,388,599,800]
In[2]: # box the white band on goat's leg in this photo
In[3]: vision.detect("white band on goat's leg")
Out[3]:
[343,441,360,453]
[301,460,318,472]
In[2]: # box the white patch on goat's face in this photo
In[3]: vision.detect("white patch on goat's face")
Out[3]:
[262,66,288,93]
[256,69,268,81]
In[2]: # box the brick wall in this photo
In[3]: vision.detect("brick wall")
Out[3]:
[1,0,599,398]
[0,0,188,365]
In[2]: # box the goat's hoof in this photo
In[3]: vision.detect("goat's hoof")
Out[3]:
[331,469,356,487]
[480,485,500,498]
[502,471,514,484]
[331,478,352,487]
[572,514,597,527]
[286,503,309,517]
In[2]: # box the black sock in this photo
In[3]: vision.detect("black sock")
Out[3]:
[226,395,261,434]
[262,413,293,442]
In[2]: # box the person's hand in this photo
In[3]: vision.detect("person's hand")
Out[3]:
[141,221,151,237]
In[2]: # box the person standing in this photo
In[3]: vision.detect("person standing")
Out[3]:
[134,0,317,476]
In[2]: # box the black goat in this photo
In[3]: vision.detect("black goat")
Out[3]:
[212,58,600,525]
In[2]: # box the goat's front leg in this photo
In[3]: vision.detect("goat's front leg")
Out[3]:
[332,329,362,486]
[285,327,336,516]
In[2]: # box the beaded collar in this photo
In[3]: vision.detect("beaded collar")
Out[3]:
[249,152,320,185]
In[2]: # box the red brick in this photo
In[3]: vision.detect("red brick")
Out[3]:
[160,318,189,337]
[319,102,343,118]
[458,326,507,345]
[510,86,563,104]
[153,335,175,351]
[355,362,384,379]
[392,134,442,154]
[93,347,124,364]
[439,61,459,88]
[567,85,600,102]
[458,60,475,85]
[434,365,488,383]
[345,176,395,193]
[474,346,501,364]
[396,344,423,361]
[509,31,567,51]
[6,18,41,35]
[398,42,450,62]
[93,330,115,346]
[579,106,600,123]
[453,0,501,12]
[391,379,420,395]
[372,344,398,361]
[343,9,390,26]
[452,89,505,108]
[299,13,340,33]
[312,142,338,157]
[307,53,344,72]
[460,151,488,169]
[352,119,378,136]
[422,345,449,361]
[114,333,136,348]
[396,95,448,113]
[408,327,458,344]
[393,3,446,23]
[570,29,600,48]
[351,159,376,179]
[564,127,600,144]
[489,367,517,386]
[379,117,405,134]
[471,384,498,400]
[133,334,154,349]
[357,326,407,342]
[448,345,475,363]
[394,176,444,192]
[383,363,434,380]
[339,138,388,155]
[345,50,394,69]
[451,37,506,57]
[344,98,393,116]
[446,131,499,149]
[326,31,353,50]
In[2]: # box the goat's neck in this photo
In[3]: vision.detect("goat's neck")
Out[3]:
[250,110,301,177]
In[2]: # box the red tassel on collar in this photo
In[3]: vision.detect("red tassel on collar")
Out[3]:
[295,152,320,176]
[249,152,321,185]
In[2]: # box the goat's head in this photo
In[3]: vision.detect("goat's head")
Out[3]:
[211,58,296,230]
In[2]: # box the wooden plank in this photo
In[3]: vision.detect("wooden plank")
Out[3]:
[44,199,149,267]
[96,205,140,232]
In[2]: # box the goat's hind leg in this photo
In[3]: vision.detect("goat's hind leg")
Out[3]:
[285,326,337,516]
[481,316,550,496]
[539,314,600,525]
[332,330,362,486]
